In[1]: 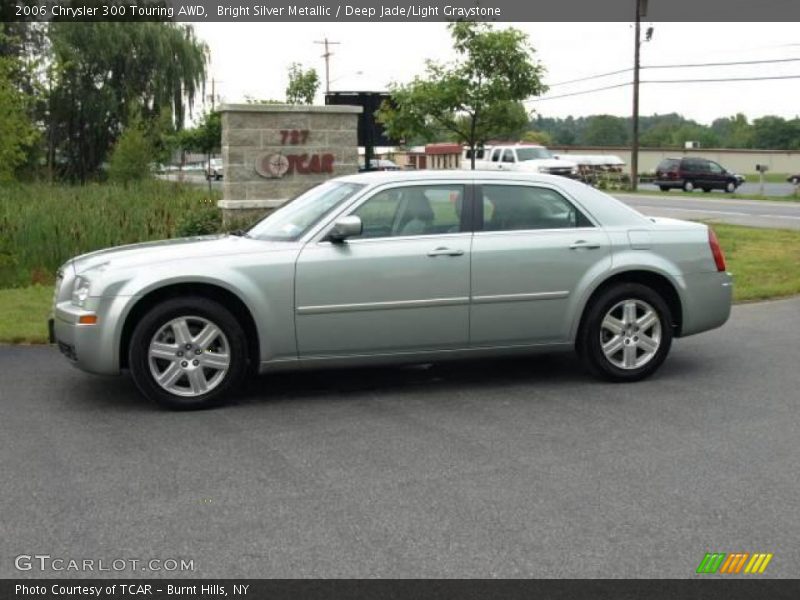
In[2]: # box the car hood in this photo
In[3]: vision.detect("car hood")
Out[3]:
[70,234,288,274]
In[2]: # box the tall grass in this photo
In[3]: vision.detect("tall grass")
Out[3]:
[0,181,220,288]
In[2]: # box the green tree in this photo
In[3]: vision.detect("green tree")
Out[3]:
[378,21,546,169]
[521,130,553,146]
[179,110,221,156]
[285,63,319,105]
[0,56,38,181]
[47,21,208,181]
[107,117,153,184]
[751,116,800,150]
[581,115,629,146]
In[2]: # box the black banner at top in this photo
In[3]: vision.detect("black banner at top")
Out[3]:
[4,0,800,22]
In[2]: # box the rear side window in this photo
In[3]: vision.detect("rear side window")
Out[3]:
[481,185,593,231]
[657,159,679,171]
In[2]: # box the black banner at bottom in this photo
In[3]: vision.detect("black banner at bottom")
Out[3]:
[3,579,800,600]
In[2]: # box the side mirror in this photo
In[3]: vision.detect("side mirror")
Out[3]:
[328,215,362,242]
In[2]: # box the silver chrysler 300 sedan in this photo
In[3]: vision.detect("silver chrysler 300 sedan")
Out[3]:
[50,171,732,409]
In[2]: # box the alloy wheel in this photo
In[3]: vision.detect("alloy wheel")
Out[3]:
[599,299,662,370]
[148,315,231,397]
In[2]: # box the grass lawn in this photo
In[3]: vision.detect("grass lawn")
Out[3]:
[0,224,798,344]
[0,285,53,344]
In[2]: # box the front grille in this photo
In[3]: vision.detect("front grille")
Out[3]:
[547,167,577,178]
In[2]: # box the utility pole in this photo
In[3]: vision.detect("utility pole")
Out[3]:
[314,37,340,94]
[631,0,643,191]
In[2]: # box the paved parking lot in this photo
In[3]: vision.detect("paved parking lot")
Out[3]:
[1,298,798,578]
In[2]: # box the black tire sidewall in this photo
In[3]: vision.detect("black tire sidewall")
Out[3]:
[128,296,248,410]
[579,283,673,382]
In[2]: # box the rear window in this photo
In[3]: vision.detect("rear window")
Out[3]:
[657,159,680,172]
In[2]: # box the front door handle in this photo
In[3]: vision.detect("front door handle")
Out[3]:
[428,247,464,257]
[569,240,601,250]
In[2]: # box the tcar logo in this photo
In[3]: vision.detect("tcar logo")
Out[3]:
[696,552,773,574]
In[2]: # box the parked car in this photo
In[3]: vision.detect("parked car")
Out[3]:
[787,174,800,185]
[360,159,401,172]
[50,171,732,410]
[462,144,579,178]
[654,157,744,193]
[205,158,224,180]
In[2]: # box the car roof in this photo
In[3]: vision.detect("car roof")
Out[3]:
[336,169,569,186]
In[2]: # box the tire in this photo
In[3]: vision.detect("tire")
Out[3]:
[725,181,736,193]
[702,187,712,193]
[682,180,694,192]
[659,185,670,192]
[577,283,673,382]
[128,296,249,410]
[791,177,799,185]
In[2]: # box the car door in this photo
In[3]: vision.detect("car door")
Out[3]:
[294,182,472,356]
[498,148,516,171]
[490,148,503,171]
[707,161,726,189]
[470,182,611,346]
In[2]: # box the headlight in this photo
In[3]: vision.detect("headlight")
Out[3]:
[71,276,91,307]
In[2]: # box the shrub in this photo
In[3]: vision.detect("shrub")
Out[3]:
[107,120,153,184]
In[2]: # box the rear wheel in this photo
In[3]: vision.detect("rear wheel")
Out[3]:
[578,283,673,382]
[129,296,248,409]
[683,180,694,192]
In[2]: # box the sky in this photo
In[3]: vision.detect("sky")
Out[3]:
[192,22,800,125]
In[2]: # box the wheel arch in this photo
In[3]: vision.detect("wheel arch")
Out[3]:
[119,282,260,374]
[574,270,684,345]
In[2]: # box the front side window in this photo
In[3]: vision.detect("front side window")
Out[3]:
[708,162,724,174]
[502,149,516,163]
[516,147,553,161]
[481,185,592,231]
[248,181,365,241]
[351,185,465,239]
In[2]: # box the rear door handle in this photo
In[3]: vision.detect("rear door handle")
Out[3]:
[428,247,464,257]
[569,240,601,250]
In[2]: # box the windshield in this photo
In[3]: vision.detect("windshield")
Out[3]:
[248,181,365,241]
[515,147,553,161]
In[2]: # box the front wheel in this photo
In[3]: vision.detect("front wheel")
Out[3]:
[129,296,249,409]
[578,283,673,382]
[725,181,736,193]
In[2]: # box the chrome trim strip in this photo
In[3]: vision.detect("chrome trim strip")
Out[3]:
[471,291,570,304]
[297,296,470,315]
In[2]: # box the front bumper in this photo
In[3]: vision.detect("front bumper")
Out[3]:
[51,300,122,375]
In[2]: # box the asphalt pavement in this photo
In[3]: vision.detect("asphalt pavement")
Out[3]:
[2,297,799,578]
[616,193,800,230]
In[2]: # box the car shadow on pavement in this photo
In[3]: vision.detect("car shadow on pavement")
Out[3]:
[236,352,596,407]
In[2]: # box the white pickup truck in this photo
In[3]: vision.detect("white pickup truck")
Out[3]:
[461,144,579,178]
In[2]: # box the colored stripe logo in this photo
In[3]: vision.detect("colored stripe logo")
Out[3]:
[696,552,773,574]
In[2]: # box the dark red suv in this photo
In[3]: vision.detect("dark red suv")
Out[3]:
[655,157,744,193]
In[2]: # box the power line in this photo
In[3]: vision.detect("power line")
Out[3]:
[545,56,800,88]
[642,73,800,84]
[646,56,800,69]
[527,82,632,102]
[529,73,800,102]
[547,68,632,87]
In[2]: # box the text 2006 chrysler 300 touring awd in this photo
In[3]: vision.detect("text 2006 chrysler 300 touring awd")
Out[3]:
[50,171,732,409]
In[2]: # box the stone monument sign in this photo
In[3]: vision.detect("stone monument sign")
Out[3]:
[218,103,362,223]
